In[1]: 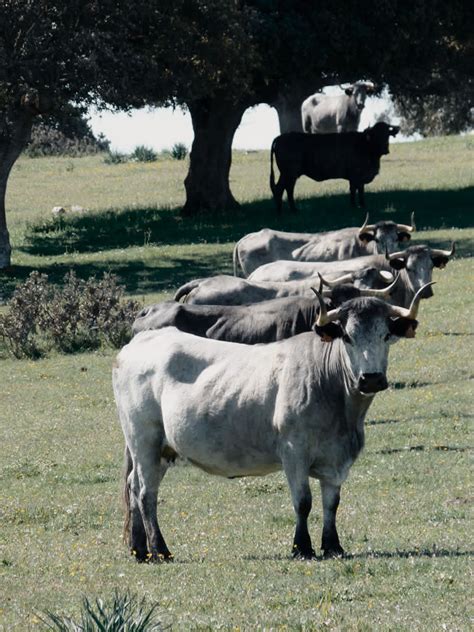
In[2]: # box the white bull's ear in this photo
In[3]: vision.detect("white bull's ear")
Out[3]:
[345,87,354,96]
[388,318,418,339]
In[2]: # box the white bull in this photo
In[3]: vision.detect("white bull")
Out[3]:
[301,81,375,134]
[113,286,431,562]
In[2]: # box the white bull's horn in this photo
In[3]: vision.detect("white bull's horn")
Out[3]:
[359,213,376,235]
[317,272,354,288]
[359,272,400,298]
[312,287,342,327]
[430,242,456,258]
[396,211,416,233]
[387,282,436,320]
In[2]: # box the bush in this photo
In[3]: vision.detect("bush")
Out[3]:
[131,145,157,162]
[104,150,129,164]
[0,271,141,359]
[25,105,110,158]
[170,142,188,160]
[40,590,164,631]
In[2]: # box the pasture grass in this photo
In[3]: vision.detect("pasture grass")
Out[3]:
[0,135,473,629]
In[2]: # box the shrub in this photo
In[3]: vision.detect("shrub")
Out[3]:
[25,106,110,158]
[170,142,188,160]
[104,150,129,164]
[131,145,157,162]
[0,271,141,359]
[40,590,164,631]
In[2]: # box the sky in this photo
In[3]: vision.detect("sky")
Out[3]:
[88,88,406,153]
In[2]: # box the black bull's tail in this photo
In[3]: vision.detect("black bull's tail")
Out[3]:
[269,138,278,197]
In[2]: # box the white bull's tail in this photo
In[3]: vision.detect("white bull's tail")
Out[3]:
[174,279,203,302]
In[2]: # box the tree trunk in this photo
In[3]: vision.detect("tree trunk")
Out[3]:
[0,103,36,268]
[182,98,248,216]
[271,92,305,134]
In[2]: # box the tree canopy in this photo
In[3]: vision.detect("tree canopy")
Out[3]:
[0,1,472,266]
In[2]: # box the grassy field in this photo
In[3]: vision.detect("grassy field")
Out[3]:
[0,136,473,630]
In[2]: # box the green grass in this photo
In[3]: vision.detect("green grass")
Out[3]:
[0,136,473,630]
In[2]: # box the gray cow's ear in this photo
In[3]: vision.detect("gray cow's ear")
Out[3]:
[313,322,344,342]
[388,257,406,270]
[359,231,376,243]
[397,231,411,243]
[431,255,449,269]
[388,317,418,338]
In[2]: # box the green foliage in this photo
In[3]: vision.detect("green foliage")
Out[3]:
[0,271,140,359]
[130,146,157,163]
[170,143,188,160]
[40,590,163,631]
[104,151,129,165]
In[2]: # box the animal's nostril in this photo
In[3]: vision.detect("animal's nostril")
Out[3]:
[420,286,434,299]
[358,373,388,393]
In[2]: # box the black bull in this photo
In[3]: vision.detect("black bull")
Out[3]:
[132,286,381,344]
[270,121,400,213]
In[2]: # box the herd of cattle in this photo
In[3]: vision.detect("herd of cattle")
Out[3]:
[113,213,455,562]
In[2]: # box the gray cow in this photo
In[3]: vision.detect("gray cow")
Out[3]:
[233,213,416,277]
[174,267,394,307]
[248,244,455,307]
[301,82,376,134]
[114,284,430,561]
[133,279,397,344]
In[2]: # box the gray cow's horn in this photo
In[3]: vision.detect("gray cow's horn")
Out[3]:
[430,241,455,258]
[312,288,342,327]
[396,211,416,233]
[317,272,355,288]
[359,213,376,235]
[387,247,408,261]
[359,272,400,298]
[387,282,435,320]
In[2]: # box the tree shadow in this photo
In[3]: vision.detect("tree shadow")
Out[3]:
[376,445,471,455]
[0,250,233,299]
[389,380,432,390]
[19,186,474,258]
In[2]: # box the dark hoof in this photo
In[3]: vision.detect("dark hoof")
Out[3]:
[149,551,174,563]
[322,546,345,559]
[292,545,316,561]
[131,548,148,563]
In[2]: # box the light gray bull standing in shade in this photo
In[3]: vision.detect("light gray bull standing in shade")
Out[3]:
[114,283,432,562]
[233,213,415,277]
[248,243,455,307]
[174,266,395,307]
[301,81,376,134]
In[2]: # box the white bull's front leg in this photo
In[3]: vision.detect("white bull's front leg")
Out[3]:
[319,480,344,558]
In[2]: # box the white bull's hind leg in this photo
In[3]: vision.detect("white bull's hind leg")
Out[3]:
[282,449,316,560]
[127,424,172,562]
[319,480,344,558]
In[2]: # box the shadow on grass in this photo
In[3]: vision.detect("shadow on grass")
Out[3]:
[20,186,474,258]
[0,250,233,299]
[346,547,473,561]
[242,547,473,562]
[390,380,432,390]
[376,445,472,455]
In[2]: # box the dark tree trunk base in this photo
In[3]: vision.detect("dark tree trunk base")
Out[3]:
[182,98,248,217]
